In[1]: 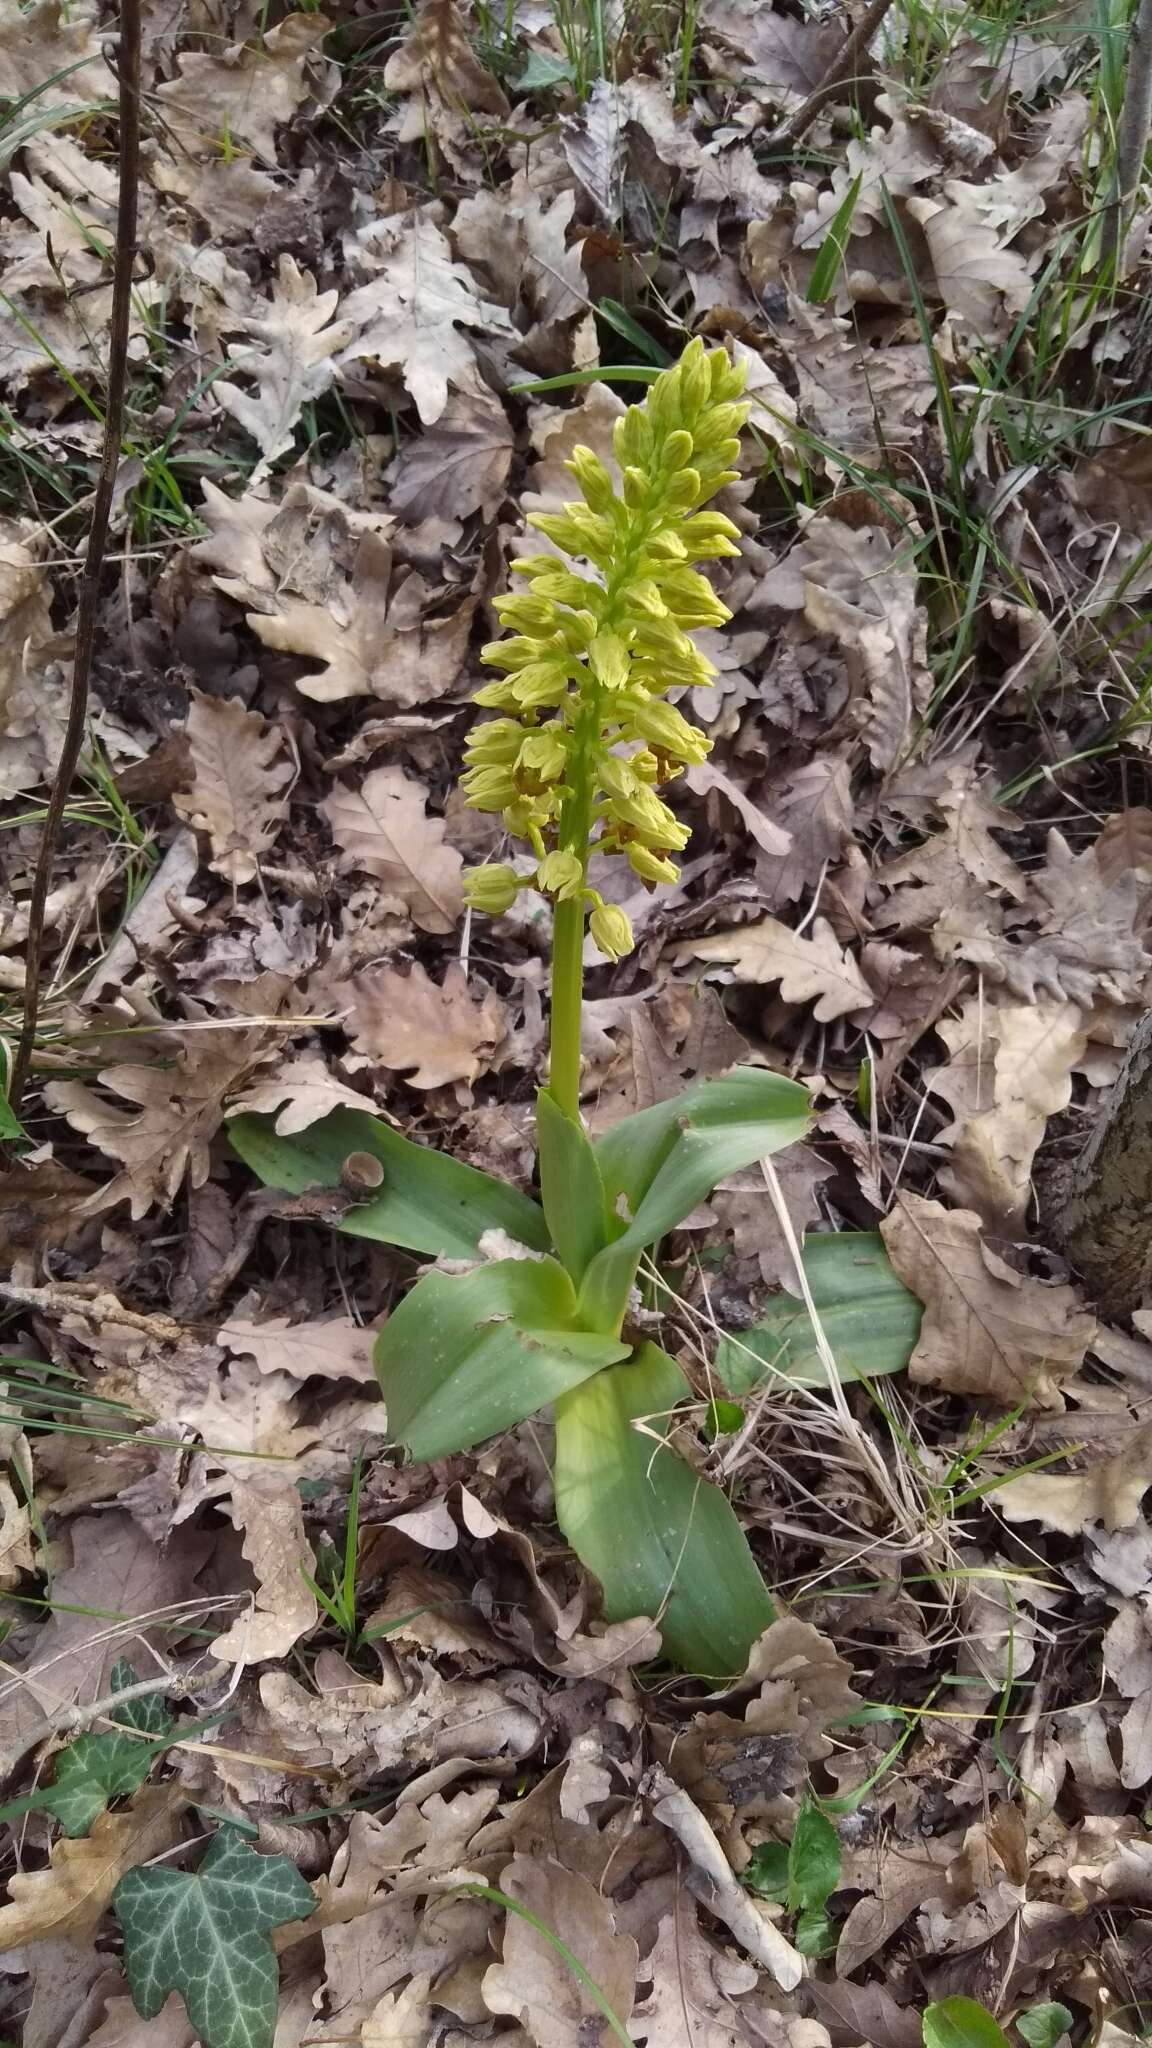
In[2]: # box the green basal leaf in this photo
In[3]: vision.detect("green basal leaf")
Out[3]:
[114,1829,317,2048]
[1015,2006,1073,2048]
[374,1258,630,1462]
[553,1341,776,1679]
[716,1231,921,1395]
[794,1904,837,1957]
[787,1795,841,1912]
[229,1106,549,1259]
[580,1068,811,1329]
[923,1999,1014,2048]
[536,1089,612,1283]
[742,1840,789,1900]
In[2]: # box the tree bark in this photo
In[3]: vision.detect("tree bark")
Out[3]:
[1053,1011,1152,1314]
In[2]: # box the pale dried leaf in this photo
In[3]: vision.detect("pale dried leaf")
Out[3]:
[926,999,1087,1232]
[752,752,854,907]
[482,1854,638,2047]
[384,0,508,162]
[155,13,331,164]
[215,255,352,472]
[173,690,292,885]
[211,1468,319,1664]
[907,193,1036,339]
[881,1192,1095,1408]
[228,1053,382,1135]
[389,387,514,523]
[0,1785,187,1944]
[643,1765,804,1989]
[219,1315,376,1384]
[685,760,790,856]
[991,1426,1152,1535]
[348,961,506,1089]
[340,215,514,426]
[363,1973,435,2047]
[47,1029,277,1216]
[324,766,463,935]
[681,914,874,1022]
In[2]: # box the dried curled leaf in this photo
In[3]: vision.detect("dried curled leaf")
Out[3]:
[173,690,293,885]
[323,765,463,936]
[348,961,506,1090]
[681,915,875,1022]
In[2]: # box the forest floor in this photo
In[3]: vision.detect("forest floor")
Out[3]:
[2,0,1152,2043]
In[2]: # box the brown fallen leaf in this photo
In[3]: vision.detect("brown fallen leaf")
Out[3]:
[339,213,515,427]
[0,515,72,795]
[906,193,1036,340]
[218,1314,376,1384]
[482,1854,638,2047]
[0,1424,35,1588]
[155,13,332,165]
[47,1029,278,1216]
[681,914,874,1022]
[349,962,506,1091]
[388,387,514,523]
[990,1426,1152,1535]
[0,1784,187,1945]
[323,765,463,936]
[925,998,1087,1233]
[684,760,790,857]
[173,689,293,885]
[632,1907,747,2048]
[210,1465,319,1665]
[881,1192,1095,1408]
[227,1052,382,1135]
[643,1764,804,1990]
[751,751,854,908]
[75,1989,197,2048]
[363,1972,435,2048]
[384,0,508,159]
[214,255,352,474]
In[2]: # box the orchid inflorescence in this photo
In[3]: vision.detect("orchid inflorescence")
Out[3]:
[462,338,749,961]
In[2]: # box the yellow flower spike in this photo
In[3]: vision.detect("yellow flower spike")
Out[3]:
[459,339,751,1102]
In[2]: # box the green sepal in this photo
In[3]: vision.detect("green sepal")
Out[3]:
[374,1257,630,1462]
[716,1231,922,1393]
[229,1107,549,1259]
[552,1340,776,1679]
[535,1089,611,1283]
[579,1068,811,1330]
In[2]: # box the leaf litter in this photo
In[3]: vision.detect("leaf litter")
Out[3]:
[4,0,1152,2043]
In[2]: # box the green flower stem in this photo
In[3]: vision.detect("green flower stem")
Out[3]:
[548,893,586,1121]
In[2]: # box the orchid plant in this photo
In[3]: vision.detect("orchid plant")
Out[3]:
[233,340,811,1679]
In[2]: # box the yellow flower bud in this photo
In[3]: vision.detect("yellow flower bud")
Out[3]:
[589,901,634,961]
[565,445,616,514]
[464,863,522,913]
[462,766,519,811]
[626,843,680,884]
[465,718,524,766]
[589,632,629,689]
[493,593,559,633]
[664,429,694,470]
[536,849,584,899]
[517,729,569,783]
[626,695,711,763]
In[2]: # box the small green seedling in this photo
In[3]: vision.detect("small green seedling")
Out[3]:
[233,342,812,1679]
[923,1997,1074,2048]
[743,1791,842,1956]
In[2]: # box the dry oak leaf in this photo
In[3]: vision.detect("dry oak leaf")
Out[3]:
[245,528,475,707]
[388,387,514,524]
[0,1783,188,1945]
[173,689,292,885]
[755,514,930,773]
[906,193,1036,340]
[363,1973,435,2048]
[348,961,506,1090]
[0,0,110,111]
[752,751,854,908]
[219,1315,376,1384]
[210,1465,319,1664]
[925,998,1087,1235]
[482,1854,638,2047]
[323,765,463,935]
[154,12,332,164]
[339,213,515,427]
[384,0,508,158]
[682,914,874,1022]
[632,1907,747,2048]
[881,1192,1095,1409]
[453,178,586,335]
[644,1764,804,1990]
[990,1425,1152,1536]
[0,515,72,796]
[684,759,790,856]
[46,1029,277,1216]
[876,781,1026,930]
[214,255,353,474]
[226,1052,382,1135]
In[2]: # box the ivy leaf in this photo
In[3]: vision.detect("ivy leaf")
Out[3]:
[113,1829,318,2048]
[45,1662,173,1837]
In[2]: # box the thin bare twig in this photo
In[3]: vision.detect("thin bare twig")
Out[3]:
[0,1661,227,1781]
[772,0,899,149]
[8,0,142,1113]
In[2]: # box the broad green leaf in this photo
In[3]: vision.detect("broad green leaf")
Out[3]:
[794,1904,837,1957]
[581,1069,811,1330]
[1016,2006,1073,2048]
[923,1999,1013,2048]
[536,1090,611,1283]
[716,1231,921,1395]
[787,1795,841,1912]
[553,1341,776,1679]
[229,1106,549,1259]
[114,1829,317,2048]
[806,171,863,303]
[45,1661,173,1836]
[742,1840,789,1900]
[374,1258,630,1461]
